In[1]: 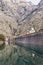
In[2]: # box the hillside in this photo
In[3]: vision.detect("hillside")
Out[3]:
[0,0,43,65]
[0,0,35,36]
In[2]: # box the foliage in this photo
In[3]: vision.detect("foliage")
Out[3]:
[0,34,5,41]
[0,34,5,50]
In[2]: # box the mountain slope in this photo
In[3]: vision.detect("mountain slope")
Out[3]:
[16,0,43,35]
[0,0,43,36]
[0,0,34,36]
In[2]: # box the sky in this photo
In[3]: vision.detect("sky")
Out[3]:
[26,0,41,5]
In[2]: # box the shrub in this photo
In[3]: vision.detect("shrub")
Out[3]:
[0,34,5,41]
[0,34,5,50]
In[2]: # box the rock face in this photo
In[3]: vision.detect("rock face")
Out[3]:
[38,0,43,7]
[0,0,34,36]
[0,0,43,36]
[0,11,18,36]
[0,0,18,36]
[16,0,43,35]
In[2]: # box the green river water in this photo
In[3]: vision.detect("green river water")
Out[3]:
[0,44,43,65]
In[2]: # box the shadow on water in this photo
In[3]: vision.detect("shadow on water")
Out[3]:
[0,45,43,65]
[0,43,5,50]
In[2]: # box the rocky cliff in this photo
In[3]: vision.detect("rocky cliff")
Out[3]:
[0,0,18,36]
[0,0,43,36]
[0,0,34,36]
[16,0,43,35]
